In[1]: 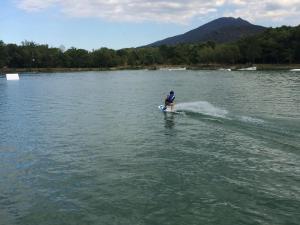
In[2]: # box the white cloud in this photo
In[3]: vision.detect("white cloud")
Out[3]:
[16,0,224,23]
[18,0,58,11]
[224,0,300,26]
[16,0,300,25]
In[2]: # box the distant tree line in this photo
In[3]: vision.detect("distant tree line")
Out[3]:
[0,25,299,69]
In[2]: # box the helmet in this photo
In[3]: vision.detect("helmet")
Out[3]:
[170,90,174,94]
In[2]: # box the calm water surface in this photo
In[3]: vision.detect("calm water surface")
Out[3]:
[0,70,299,225]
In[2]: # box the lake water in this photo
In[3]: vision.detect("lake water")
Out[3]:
[0,70,299,225]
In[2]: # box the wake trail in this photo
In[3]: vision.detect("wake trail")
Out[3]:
[175,101,265,125]
[175,101,229,119]
[173,101,299,150]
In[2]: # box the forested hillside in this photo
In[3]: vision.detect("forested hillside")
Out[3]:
[147,17,266,47]
[0,25,299,69]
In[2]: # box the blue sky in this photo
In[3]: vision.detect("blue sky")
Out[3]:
[1,0,299,50]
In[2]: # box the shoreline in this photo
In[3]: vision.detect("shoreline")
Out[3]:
[1,64,300,74]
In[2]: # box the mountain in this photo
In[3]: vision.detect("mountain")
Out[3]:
[147,17,266,47]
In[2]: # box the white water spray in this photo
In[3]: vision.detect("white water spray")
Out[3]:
[175,101,228,118]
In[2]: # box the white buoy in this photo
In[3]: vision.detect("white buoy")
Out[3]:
[6,73,19,80]
[290,69,300,72]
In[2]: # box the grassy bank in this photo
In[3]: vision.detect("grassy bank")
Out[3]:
[0,66,143,74]
[1,64,300,74]
[187,64,300,70]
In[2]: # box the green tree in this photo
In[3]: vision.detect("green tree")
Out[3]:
[91,48,119,68]
[198,46,215,63]
[64,48,90,67]
[0,41,7,67]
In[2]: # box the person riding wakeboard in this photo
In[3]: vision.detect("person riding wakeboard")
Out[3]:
[163,90,175,111]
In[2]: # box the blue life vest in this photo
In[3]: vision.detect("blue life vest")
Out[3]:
[167,94,175,103]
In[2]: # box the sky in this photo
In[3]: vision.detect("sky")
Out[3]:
[1,0,299,50]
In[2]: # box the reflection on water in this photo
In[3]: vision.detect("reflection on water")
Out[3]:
[164,113,175,129]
